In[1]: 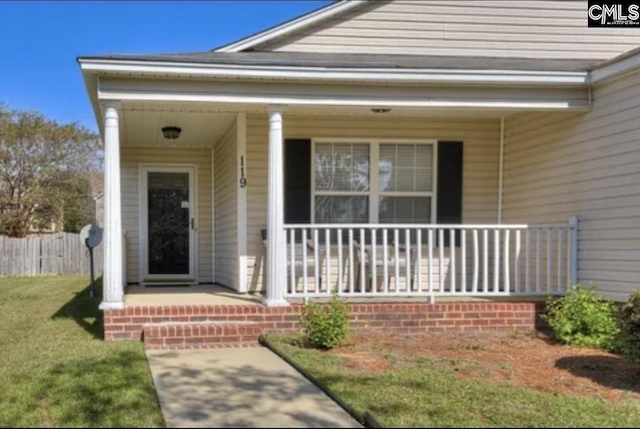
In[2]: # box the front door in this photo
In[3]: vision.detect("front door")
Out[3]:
[141,165,196,282]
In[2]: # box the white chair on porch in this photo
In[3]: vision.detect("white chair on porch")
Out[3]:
[261,229,325,293]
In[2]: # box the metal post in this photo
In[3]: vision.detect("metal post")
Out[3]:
[88,244,95,299]
[569,216,579,286]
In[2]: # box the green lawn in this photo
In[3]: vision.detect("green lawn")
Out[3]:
[268,335,640,428]
[0,276,164,428]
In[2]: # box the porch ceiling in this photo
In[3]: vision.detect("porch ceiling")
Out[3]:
[120,102,237,147]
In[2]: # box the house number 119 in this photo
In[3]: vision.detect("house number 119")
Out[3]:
[239,156,247,188]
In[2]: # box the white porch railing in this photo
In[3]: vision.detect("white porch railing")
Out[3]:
[283,217,578,301]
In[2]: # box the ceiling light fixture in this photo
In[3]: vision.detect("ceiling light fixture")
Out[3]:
[161,126,182,140]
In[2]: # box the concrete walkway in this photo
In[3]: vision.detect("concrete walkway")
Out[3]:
[146,347,362,428]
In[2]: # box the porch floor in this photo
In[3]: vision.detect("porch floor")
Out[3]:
[123,284,547,307]
[124,284,264,306]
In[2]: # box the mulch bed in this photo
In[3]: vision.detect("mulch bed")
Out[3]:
[330,330,640,402]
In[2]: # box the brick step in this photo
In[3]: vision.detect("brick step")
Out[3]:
[143,321,263,350]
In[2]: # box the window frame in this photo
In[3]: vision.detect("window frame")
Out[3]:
[311,138,438,224]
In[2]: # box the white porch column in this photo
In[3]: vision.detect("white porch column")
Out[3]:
[99,102,124,310]
[264,106,289,306]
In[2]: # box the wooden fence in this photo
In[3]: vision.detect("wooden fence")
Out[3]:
[0,233,103,277]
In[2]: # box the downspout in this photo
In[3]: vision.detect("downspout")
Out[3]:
[498,117,505,224]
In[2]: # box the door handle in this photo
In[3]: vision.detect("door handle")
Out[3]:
[191,218,195,230]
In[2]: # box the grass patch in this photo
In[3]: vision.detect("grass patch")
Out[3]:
[268,334,640,428]
[0,276,163,428]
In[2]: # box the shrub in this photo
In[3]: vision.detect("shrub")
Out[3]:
[542,283,619,349]
[618,290,640,363]
[300,294,351,349]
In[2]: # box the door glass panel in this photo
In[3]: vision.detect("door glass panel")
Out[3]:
[147,172,190,275]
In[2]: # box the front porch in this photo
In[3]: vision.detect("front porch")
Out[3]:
[91,76,587,345]
[104,105,580,306]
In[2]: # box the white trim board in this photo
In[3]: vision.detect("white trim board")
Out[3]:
[211,146,216,284]
[138,164,199,283]
[214,0,368,53]
[96,77,590,111]
[104,94,587,111]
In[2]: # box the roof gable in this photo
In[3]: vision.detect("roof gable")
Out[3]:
[214,0,368,53]
[253,0,640,61]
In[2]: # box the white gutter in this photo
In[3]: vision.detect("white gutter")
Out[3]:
[97,91,587,111]
[498,117,505,224]
[79,59,589,86]
[215,0,368,53]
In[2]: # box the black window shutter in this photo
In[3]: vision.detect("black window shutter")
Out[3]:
[284,139,312,225]
[436,141,463,246]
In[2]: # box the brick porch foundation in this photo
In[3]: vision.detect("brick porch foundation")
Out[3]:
[104,301,544,347]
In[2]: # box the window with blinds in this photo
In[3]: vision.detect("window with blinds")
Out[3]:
[312,141,436,225]
[313,142,370,224]
[379,143,434,224]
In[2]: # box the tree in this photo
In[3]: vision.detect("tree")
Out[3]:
[59,172,95,233]
[0,105,101,237]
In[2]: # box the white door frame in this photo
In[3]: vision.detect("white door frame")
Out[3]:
[139,164,198,283]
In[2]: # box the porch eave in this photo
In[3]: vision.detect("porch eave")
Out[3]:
[80,58,590,86]
[95,76,592,113]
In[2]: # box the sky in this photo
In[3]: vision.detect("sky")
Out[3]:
[0,1,330,131]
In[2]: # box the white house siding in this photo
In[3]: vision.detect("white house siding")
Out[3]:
[120,147,213,284]
[259,0,640,60]
[214,120,238,289]
[503,70,640,301]
[245,114,500,292]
